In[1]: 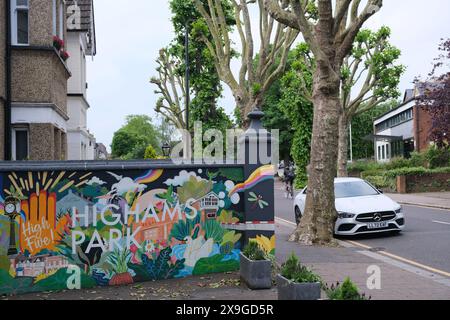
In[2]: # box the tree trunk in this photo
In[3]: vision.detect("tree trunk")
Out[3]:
[289,65,341,246]
[337,114,349,177]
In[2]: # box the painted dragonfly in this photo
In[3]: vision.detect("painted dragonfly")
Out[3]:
[248,192,269,209]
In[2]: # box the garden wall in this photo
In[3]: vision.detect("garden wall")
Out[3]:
[397,172,450,193]
[0,160,275,295]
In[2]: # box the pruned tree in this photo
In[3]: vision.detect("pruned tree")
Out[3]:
[151,48,187,130]
[193,0,299,120]
[338,26,405,176]
[416,39,450,148]
[151,0,233,132]
[265,0,384,245]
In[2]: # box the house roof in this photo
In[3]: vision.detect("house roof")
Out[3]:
[374,81,444,123]
[66,0,97,56]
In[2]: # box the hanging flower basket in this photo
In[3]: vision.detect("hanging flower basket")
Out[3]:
[53,36,64,51]
[60,50,70,62]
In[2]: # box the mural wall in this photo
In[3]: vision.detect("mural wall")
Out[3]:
[0,165,274,295]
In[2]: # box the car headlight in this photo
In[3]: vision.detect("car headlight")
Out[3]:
[395,206,402,214]
[338,212,356,219]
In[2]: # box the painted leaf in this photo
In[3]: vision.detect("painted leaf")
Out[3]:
[192,254,239,275]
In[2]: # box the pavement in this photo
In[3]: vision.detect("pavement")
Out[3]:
[386,192,450,210]
[275,182,450,300]
[3,183,450,300]
[3,271,277,301]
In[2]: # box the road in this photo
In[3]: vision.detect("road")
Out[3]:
[274,183,450,274]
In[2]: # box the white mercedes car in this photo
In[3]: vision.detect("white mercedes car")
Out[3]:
[294,178,405,236]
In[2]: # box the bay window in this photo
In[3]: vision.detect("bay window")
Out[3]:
[11,0,29,45]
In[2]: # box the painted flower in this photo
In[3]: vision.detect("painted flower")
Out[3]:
[145,241,155,253]
[252,235,276,255]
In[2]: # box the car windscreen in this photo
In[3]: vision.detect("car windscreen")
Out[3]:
[335,181,379,198]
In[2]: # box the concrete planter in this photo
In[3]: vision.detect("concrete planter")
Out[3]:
[277,274,321,300]
[240,253,272,290]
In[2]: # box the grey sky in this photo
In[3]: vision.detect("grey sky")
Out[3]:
[86,1,450,151]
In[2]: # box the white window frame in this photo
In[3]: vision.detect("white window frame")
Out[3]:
[59,0,64,41]
[11,0,30,46]
[52,0,57,35]
[12,127,30,161]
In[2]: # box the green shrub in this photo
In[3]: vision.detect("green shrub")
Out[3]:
[409,151,426,167]
[383,166,427,178]
[361,169,384,179]
[384,157,413,170]
[144,145,158,159]
[425,145,450,169]
[242,241,267,261]
[365,176,389,189]
[348,161,382,173]
[325,278,370,300]
[280,253,321,284]
[384,166,450,178]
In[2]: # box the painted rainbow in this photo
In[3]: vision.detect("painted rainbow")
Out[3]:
[229,165,274,196]
[134,169,164,184]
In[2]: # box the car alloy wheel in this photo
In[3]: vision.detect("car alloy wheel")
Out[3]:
[295,206,302,225]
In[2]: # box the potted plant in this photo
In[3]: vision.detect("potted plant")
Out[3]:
[277,253,321,300]
[107,249,134,286]
[53,35,64,51]
[324,277,370,300]
[240,241,272,289]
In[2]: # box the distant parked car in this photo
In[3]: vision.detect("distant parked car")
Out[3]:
[294,178,405,236]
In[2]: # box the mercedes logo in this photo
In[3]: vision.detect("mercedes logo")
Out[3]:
[373,213,382,222]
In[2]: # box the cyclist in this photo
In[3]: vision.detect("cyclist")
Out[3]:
[283,162,296,199]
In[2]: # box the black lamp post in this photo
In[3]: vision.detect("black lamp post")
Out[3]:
[162,143,171,158]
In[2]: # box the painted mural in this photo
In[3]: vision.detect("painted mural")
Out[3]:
[0,166,273,295]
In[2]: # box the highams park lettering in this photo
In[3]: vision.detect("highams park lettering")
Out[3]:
[71,198,200,255]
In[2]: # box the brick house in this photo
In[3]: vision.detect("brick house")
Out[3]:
[1,0,71,161]
[372,83,437,163]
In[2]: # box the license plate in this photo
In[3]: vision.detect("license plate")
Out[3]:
[367,222,388,229]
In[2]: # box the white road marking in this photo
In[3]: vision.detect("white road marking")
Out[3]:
[275,217,297,227]
[275,217,450,280]
[432,220,450,226]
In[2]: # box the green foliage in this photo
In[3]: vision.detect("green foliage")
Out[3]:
[111,115,161,159]
[425,145,450,169]
[133,247,185,280]
[242,241,267,261]
[325,278,369,300]
[157,0,233,132]
[365,175,392,189]
[0,269,36,295]
[192,254,239,275]
[348,160,383,173]
[202,220,225,243]
[220,231,241,254]
[384,167,450,179]
[217,168,244,181]
[144,145,158,160]
[0,256,10,272]
[34,268,96,291]
[107,249,132,274]
[169,214,201,241]
[177,176,213,204]
[280,253,321,284]
[218,210,240,224]
[111,130,139,159]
